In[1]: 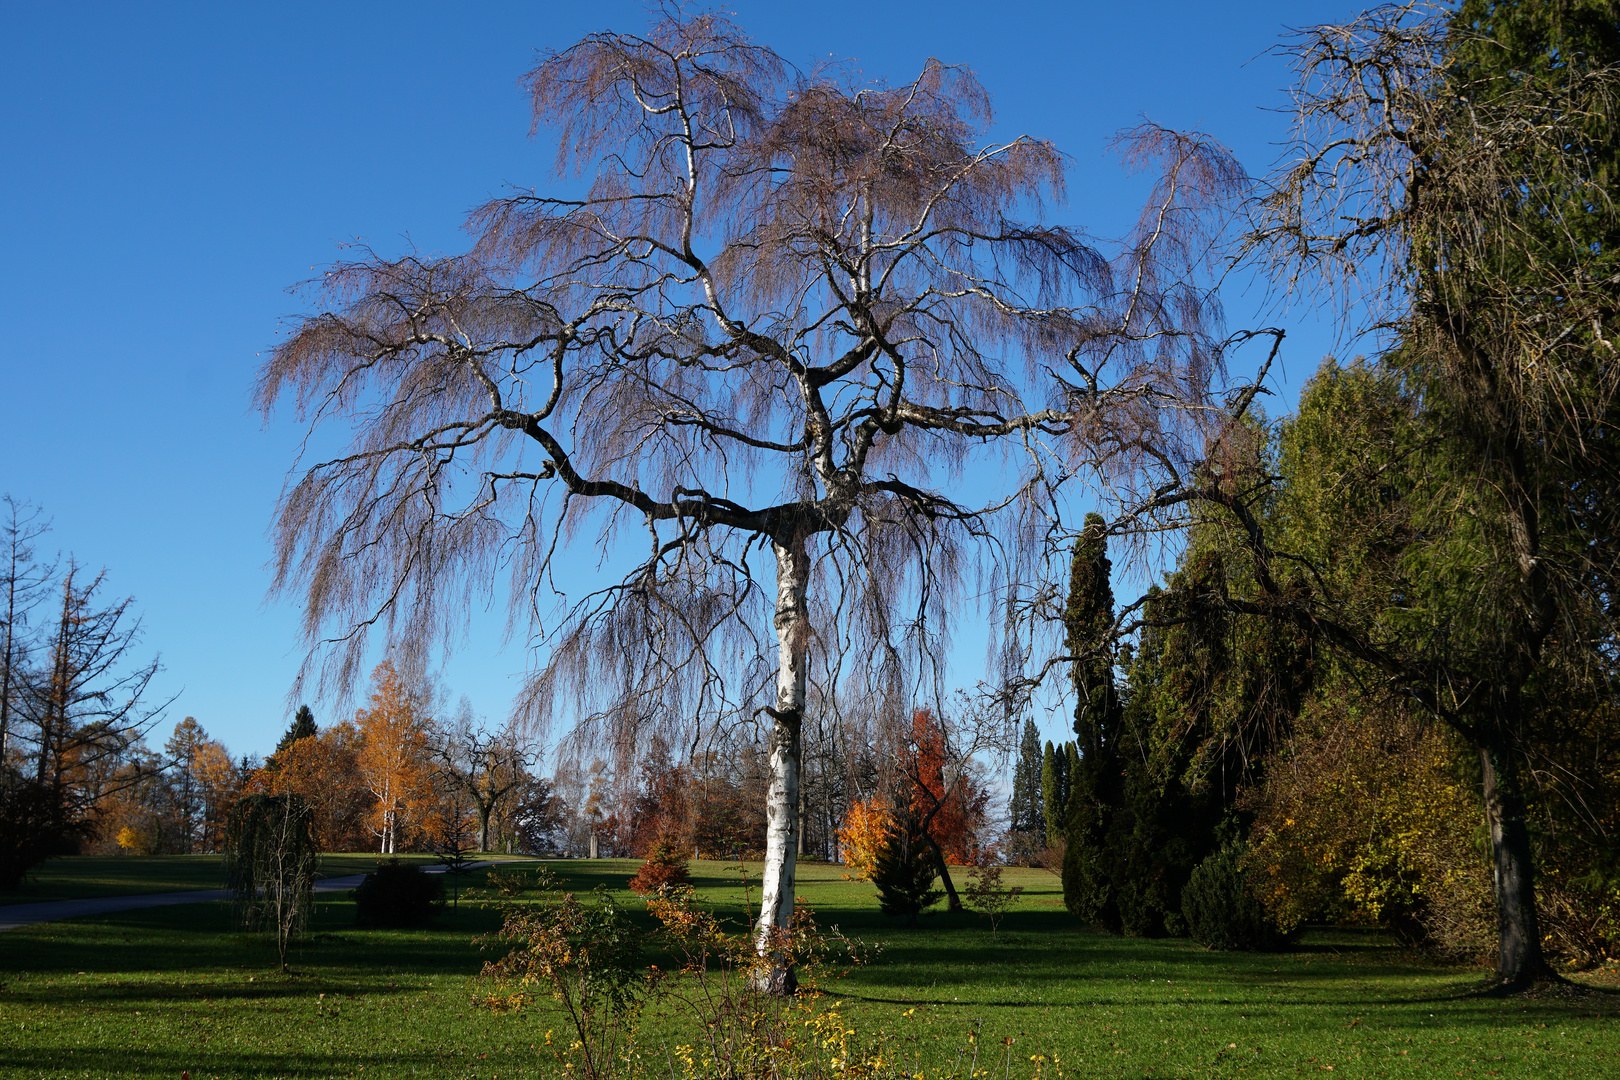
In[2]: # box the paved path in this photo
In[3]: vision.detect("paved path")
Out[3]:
[0,860,523,933]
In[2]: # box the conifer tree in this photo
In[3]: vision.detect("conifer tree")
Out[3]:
[871,807,943,926]
[1008,719,1045,837]
[1068,515,1121,754]
[1061,515,1128,926]
[275,706,317,754]
[1040,742,1068,846]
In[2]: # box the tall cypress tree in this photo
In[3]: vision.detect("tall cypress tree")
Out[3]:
[1068,514,1121,755]
[1061,514,1128,925]
[1040,741,1065,846]
[1008,719,1045,836]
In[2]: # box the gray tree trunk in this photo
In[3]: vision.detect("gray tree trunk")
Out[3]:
[1478,735,1551,987]
[755,537,808,994]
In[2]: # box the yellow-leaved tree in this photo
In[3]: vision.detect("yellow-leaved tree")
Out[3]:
[836,797,894,882]
[354,661,431,854]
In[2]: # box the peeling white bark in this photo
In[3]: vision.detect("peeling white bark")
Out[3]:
[755,536,807,990]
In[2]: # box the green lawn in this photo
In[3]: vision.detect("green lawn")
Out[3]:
[0,858,1615,1078]
[1,852,530,904]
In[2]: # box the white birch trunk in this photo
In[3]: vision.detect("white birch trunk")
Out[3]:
[755,536,808,993]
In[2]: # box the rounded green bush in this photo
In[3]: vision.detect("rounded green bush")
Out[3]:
[1181,845,1285,951]
[353,859,446,927]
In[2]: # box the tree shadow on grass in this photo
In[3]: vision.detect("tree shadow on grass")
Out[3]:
[0,1046,541,1079]
[0,898,507,999]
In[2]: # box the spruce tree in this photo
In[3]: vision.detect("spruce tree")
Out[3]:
[275,705,318,754]
[1008,719,1045,836]
[871,808,943,926]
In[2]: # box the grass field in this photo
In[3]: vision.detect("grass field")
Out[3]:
[1,857,1616,1078]
[0,853,470,904]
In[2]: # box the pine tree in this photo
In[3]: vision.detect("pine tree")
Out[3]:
[275,705,318,754]
[1008,719,1045,836]
[870,808,943,926]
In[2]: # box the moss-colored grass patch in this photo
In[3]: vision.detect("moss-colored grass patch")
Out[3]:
[1,860,1614,1078]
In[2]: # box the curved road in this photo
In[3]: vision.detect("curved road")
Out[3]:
[0,861,522,933]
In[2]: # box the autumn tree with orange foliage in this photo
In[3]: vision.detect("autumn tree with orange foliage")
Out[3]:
[192,738,241,852]
[905,709,989,864]
[265,720,372,851]
[354,661,432,854]
[836,708,991,911]
[896,709,990,912]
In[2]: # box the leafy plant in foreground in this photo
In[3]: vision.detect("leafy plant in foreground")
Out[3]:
[646,885,873,1078]
[479,885,654,1080]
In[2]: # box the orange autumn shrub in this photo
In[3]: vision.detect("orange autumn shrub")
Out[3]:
[836,797,894,881]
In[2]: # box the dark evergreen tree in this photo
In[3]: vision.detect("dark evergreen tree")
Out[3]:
[1039,740,1069,846]
[1061,514,1128,926]
[1061,489,1305,935]
[871,808,944,926]
[1068,514,1121,750]
[1007,718,1045,837]
[275,705,318,754]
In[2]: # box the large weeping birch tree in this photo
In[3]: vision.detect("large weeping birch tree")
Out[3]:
[257,12,1237,987]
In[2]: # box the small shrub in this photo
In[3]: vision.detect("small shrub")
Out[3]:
[353,859,445,927]
[480,886,651,1080]
[647,887,870,1072]
[964,857,1024,940]
[628,834,690,895]
[1182,845,1285,951]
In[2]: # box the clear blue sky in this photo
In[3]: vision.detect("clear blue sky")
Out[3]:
[0,1,1354,759]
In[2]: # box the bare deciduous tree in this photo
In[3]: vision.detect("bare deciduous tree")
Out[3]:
[428,701,539,852]
[0,497,54,772]
[19,562,168,818]
[257,13,1239,987]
